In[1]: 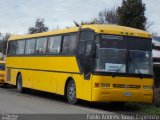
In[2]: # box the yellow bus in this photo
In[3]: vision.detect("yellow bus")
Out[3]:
[6,24,153,104]
[0,61,5,84]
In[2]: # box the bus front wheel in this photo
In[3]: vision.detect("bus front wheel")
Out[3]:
[17,74,23,93]
[67,80,77,104]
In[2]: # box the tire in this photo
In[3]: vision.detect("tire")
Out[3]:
[66,80,77,104]
[17,74,23,93]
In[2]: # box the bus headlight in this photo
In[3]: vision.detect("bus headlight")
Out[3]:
[143,86,152,90]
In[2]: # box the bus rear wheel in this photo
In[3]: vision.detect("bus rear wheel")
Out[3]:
[67,80,77,104]
[17,74,23,93]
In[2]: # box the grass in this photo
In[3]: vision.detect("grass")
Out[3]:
[125,103,160,114]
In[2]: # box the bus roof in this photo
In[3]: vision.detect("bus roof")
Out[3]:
[9,24,151,40]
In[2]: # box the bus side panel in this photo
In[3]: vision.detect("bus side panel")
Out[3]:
[26,70,57,93]
[10,68,18,85]
[23,70,33,88]
[6,68,31,88]
[73,74,92,101]
[6,56,93,101]
[15,69,59,94]
[20,69,32,88]
[56,73,71,95]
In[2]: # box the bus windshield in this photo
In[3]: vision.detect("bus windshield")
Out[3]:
[94,35,152,76]
[129,50,152,74]
[95,47,126,73]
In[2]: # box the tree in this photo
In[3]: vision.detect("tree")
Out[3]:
[117,0,147,30]
[75,7,119,26]
[28,18,49,34]
[0,33,11,55]
[4,33,11,41]
[97,8,119,24]
[152,32,159,38]
[81,19,98,25]
[2,33,11,54]
[74,7,119,26]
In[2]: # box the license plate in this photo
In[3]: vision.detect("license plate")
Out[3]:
[123,92,132,96]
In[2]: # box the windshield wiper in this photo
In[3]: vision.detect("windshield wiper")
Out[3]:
[112,64,125,77]
[130,60,143,79]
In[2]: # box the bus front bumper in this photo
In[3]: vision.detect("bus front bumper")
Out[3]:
[92,88,153,103]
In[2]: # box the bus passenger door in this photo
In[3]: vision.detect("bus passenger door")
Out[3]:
[76,29,95,101]
[78,30,95,80]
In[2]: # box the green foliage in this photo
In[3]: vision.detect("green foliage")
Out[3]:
[28,18,49,34]
[126,103,160,114]
[117,0,147,30]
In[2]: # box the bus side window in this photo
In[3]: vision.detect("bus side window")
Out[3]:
[69,34,77,54]
[8,41,17,56]
[62,34,77,54]
[35,37,47,54]
[48,36,62,54]
[62,36,70,53]
[25,39,36,55]
[16,40,25,55]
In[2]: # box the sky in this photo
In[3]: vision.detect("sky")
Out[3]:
[0,0,159,35]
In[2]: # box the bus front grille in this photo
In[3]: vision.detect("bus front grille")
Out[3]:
[113,84,141,89]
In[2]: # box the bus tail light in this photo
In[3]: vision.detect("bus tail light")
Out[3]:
[95,83,100,87]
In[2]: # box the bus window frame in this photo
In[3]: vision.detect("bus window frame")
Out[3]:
[7,40,18,56]
[25,38,37,56]
[16,40,26,55]
[47,35,62,55]
[61,33,78,55]
[35,37,48,55]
